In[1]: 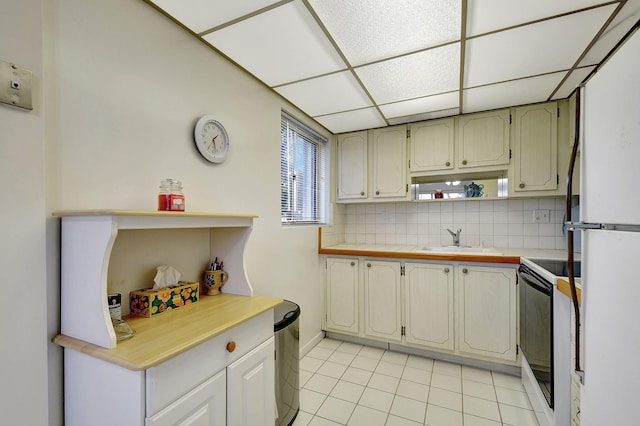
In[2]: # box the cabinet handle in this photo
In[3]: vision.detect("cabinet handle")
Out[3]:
[226,341,237,353]
[375,191,380,195]
[367,263,372,268]
[360,191,365,196]
[350,261,355,266]
[445,161,451,167]
[444,267,450,273]
[519,183,526,188]
[462,268,468,274]
[462,160,468,165]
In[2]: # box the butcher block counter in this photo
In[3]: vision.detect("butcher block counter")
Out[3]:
[54,293,282,370]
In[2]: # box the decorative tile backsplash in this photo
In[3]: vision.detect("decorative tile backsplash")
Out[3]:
[335,198,567,250]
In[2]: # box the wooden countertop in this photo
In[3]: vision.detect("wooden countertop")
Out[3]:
[557,278,582,305]
[53,294,282,370]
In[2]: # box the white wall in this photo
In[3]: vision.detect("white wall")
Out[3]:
[0,1,50,425]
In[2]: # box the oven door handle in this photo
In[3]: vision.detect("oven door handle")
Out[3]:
[519,270,552,296]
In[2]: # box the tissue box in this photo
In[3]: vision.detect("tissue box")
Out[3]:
[129,281,199,317]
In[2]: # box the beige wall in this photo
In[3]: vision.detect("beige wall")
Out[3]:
[0,0,49,425]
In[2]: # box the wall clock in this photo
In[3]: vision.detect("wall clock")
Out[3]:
[194,115,229,163]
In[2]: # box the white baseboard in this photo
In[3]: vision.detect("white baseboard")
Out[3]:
[300,331,325,358]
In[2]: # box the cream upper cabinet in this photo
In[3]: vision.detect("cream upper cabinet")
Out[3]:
[512,102,558,193]
[372,125,409,200]
[404,262,454,351]
[457,109,511,169]
[409,118,455,173]
[457,265,517,362]
[336,127,408,203]
[324,257,359,335]
[364,260,402,342]
[337,131,368,200]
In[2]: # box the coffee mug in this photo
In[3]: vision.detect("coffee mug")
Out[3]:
[202,270,228,295]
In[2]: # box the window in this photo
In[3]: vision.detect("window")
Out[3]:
[280,111,327,225]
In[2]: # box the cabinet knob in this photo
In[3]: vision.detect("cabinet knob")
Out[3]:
[375,191,380,195]
[445,161,451,167]
[519,183,526,188]
[367,263,371,268]
[462,160,468,165]
[360,191,365,196]
[462,268,468,274]
[226,341,236,353]
[350,261,355,266]
[444,267,450,273]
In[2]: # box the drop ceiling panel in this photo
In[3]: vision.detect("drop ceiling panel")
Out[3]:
[274,71,372,117]
[356,43,460,105]
[552,66,596,99]
[579,3,640,66]
[314,107,387,134]
[379,92,459,119]
[387,108,460,125]
[463,72,566,113]
[309,0,461,66]
[150,0,280,34]
[203,0,346,87]
[464,5,617,88]
[467,0,616,36]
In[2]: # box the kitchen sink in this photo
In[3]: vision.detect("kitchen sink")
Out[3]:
[421,246,502,255]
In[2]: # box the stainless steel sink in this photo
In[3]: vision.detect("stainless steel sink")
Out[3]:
[421,246,502,255]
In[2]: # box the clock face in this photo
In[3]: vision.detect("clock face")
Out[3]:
[194,116,229,163]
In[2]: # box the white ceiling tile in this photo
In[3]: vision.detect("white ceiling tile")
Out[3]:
[463,72,566,113]
[356,43,460,104]
[467,0,614,36]
[274,71,371,117]
[579,4,640,66]
[150,0,279,34]
[314,108,387,134]
[464,5,617,88]
[203,0,346,87]
[379,92,459,119]
[387,108,460,125]
[309,0,461,66]
[552,66,596,99]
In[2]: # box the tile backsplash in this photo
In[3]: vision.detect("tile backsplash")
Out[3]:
[338,198,567,250]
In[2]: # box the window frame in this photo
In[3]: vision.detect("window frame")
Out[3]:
[280,111,328,226]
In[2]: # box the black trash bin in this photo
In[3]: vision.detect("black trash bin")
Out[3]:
[274,300,300,426]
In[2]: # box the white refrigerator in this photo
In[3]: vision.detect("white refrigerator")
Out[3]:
[570,27,640,426]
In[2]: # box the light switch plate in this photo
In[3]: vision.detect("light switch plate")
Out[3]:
[533,209,550,223]
[0,59,33,110]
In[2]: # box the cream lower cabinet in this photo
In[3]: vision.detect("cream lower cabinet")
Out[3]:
[324,257,359,334]
[457,265,518,361]
[323,257,517,364]
[364,260,402,341]
[404,262,454,351]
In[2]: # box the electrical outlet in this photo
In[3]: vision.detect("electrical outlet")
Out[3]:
[533,209,550,223]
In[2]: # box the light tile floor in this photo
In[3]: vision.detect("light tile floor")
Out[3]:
[293,338,539,426]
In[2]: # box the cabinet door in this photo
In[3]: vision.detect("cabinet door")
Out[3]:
[457,109,510,169]
[364,260,402,341]
[146,370,226,426]
[227,337,275,426]
[337,131,368,200]
[513,102,558,192]
[325,258,359,334]
[409,118,455,173]
[372,126,408,199]
[404,263,454,351]
[458,265,517,361]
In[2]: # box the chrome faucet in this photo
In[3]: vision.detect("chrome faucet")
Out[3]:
[446,228,462,246]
